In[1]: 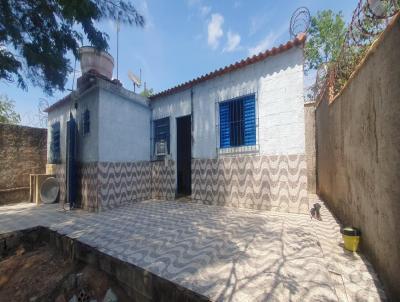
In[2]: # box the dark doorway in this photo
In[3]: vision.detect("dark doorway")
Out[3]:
[176,115,192,196]
[66,113,77,208]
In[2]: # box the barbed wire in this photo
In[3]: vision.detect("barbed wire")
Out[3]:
[290,7,311,39]
[308,0,399,103]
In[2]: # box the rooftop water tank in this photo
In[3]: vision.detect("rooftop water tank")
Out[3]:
[79,46,114,79]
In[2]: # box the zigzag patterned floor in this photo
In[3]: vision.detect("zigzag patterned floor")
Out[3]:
[0,200,386,301]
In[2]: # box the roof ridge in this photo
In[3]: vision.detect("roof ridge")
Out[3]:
[150,33,306,99]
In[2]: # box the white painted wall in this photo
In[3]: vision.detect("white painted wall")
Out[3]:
[77,89,100,162]
[98,89,151,162]
[151,89,191,161]
[47,100,73,164]
[151,46,305,160]
[48,46,304,165]
[47,81,151,164]
[47,88,100,163]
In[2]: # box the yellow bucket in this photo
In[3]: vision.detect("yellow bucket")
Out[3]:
[343,234,360,252]
[341,227,361,252]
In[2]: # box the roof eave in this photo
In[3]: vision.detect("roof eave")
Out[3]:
[150,33,306,100]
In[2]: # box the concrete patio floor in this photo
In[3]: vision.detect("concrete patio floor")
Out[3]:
[0,199,386,301]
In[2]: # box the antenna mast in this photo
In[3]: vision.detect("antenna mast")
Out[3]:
[116,15,120,80]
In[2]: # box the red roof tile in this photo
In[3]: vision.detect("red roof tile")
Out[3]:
[150,33,306,100]
[45,34,306,112]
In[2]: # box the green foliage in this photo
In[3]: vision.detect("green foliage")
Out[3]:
[305,10,347,72]
[0,0,145,95]
[0,95,21,124]
[140,87,154,98]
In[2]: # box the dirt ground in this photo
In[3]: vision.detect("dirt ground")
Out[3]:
[0,243,130,302]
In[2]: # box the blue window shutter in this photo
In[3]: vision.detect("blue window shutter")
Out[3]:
[50,122,61,163]
[83,109,90,135]
[154,117,170,153]
[243,95,256,146]
[219,102,231,148]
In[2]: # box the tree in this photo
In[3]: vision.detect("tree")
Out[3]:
[0,0,145,95]
[0,95,21,124]
[305,10,347,72]
[140,87,154,98]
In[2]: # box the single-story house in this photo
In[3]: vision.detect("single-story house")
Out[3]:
[45,34,311,213]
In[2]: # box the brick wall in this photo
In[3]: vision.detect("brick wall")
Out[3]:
[0,123,47,204]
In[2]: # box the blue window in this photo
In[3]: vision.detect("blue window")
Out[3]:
[50,122,61,163]
[219,94,256,148]
[83,109,90,135]
[154,117,170,154]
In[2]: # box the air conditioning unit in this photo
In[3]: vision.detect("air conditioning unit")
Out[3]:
[155,140,167,156]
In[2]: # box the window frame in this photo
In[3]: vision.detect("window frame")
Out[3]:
[82,109,90,136]
[217,93,259,155]
[153,117,170,158]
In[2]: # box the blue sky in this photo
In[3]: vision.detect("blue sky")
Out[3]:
[0,0,358,126]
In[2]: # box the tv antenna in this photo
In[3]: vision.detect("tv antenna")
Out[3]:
[128,69,142,92]
[116,15,121,80]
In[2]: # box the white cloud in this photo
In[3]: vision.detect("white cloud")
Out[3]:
[248,26,287,56]
[223,31,241,52]
[200,5,211,17]
[207,13,224,49]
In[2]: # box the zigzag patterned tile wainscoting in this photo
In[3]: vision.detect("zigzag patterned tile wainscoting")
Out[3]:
[192,154,310,213]
[151,159,176,200]
[53,160,176,212]
[53,164,66,205]
[97,161,152,210]
[78,163,99,211]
